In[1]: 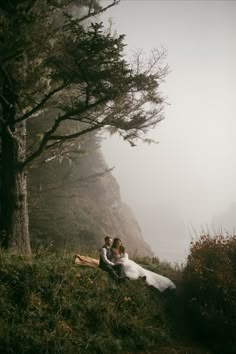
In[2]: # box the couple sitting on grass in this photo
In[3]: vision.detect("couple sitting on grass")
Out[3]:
[76,236,176,292]
[100,236,176,291]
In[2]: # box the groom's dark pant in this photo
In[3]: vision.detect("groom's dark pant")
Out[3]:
[99,263,124,279]
[114,264,126,278]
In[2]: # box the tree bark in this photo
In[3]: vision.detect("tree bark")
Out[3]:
[0,120,31,255]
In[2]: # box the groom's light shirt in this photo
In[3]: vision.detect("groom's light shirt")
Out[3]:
[100,246,115,266]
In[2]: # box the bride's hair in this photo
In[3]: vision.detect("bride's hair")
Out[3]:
[111,238,126,255]
[111,238,122,249]
[120,245,125,255]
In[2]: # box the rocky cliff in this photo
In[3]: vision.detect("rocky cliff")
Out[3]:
[28,134,153,257]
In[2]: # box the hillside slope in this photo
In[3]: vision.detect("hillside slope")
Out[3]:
[0,252,212,354]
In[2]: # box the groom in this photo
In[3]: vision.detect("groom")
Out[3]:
[99,236,125,280]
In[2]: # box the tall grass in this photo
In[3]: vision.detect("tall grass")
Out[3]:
[0,249,175,354]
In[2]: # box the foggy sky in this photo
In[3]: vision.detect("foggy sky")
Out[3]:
[100,0,236,262]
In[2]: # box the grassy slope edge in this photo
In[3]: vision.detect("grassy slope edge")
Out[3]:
[0,251,211,354]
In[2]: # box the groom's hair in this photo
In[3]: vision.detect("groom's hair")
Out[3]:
[104,236,111,242]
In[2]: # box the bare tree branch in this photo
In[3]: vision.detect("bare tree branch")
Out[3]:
[19,114,64,169]
[48,123,101,142]
[88,0,93,15]
[15,83,68,123]
[28,167,115,194]
[0,94,11,107]
[19,96,107,169]
[6,125,18,140]
[78,0,120,23]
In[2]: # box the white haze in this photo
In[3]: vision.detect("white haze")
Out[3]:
[100,0,236,263]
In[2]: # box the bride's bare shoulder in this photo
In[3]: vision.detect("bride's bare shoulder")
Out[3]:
[111,247,119,255]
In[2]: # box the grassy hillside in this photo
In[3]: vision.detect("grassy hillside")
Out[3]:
[0,249,213,354]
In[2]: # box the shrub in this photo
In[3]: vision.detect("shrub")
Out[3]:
[183,234,236,353]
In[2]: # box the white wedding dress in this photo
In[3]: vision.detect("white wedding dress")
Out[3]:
[115,253,176,292]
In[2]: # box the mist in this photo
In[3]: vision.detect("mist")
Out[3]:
[101,0,236,262]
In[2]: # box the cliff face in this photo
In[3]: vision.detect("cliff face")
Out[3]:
[28,136,153,257]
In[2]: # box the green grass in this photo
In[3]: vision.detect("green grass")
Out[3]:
[0,250,172,353]
[0,249,212,354]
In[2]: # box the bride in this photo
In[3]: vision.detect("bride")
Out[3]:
[111,238,176,292]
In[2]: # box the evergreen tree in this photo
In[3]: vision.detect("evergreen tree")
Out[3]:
[0,0,167,255]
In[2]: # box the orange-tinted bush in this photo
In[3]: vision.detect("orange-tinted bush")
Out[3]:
[183,234,236,353]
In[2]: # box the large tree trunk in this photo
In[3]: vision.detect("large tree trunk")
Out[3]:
[0,120,31,255]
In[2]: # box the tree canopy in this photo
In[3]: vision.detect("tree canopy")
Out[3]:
[0,0,168,254]
[0,0,167,169]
